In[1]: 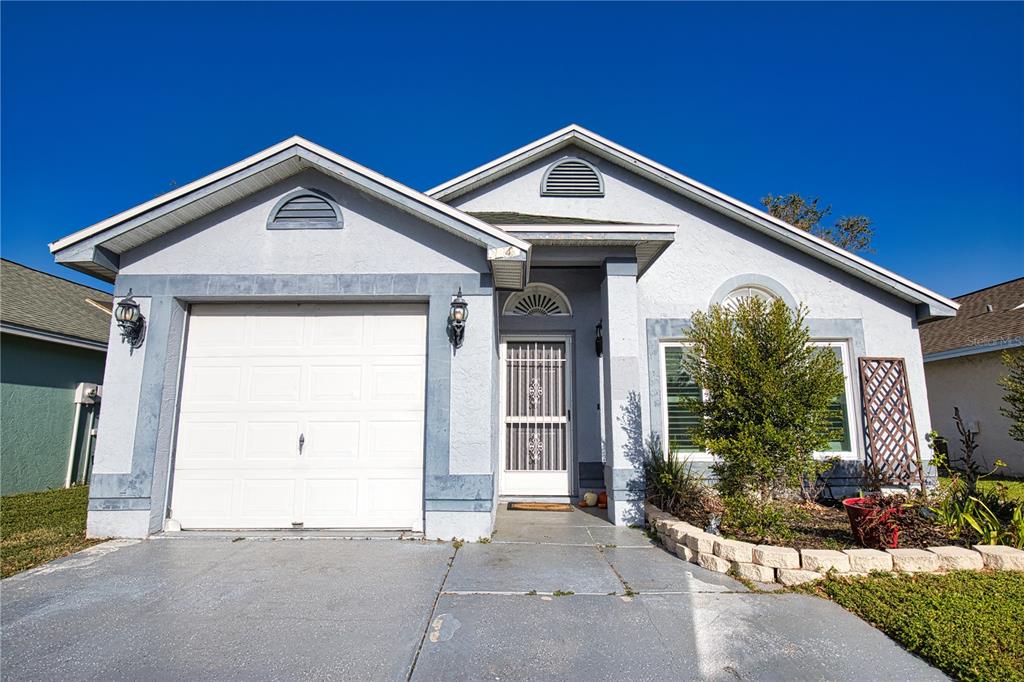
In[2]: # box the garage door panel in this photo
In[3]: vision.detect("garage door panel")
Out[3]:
[309,365,362,402]
[244,422,300,460]
[302,479,359,521]
[240,480,296,521]
[248,366,302,403]
[175,421,238,463]
[365,478,422,515]
[303,421,360,461]
[368,421,424,464]
[171,477,234,521]
[181,366,242,404]
[171,303,426,530]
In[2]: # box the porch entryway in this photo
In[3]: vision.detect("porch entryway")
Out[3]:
[499,337,573,496]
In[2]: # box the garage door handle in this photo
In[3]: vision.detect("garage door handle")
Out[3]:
[298,433,305,455]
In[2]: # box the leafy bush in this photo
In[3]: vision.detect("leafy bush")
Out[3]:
[722,493,791,541]
[679,297,845,517]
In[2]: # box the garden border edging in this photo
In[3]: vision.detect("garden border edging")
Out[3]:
[645,502,1024,585]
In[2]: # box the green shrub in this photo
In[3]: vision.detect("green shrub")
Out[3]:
[643,438,721,528]
[680,297,844,508]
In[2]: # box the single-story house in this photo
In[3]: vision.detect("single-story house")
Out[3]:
[920,278,1024,475]
[1,259,110,495]
[50,126,958,539]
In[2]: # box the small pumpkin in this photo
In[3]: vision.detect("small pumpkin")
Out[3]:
[597,491,608,509]
[581,492,598,507]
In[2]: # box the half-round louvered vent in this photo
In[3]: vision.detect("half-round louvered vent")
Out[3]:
[267,190,342,229]
[503,284,572,316]
[541,158,604,197]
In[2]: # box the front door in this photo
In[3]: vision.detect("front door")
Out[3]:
[500,338,572,496]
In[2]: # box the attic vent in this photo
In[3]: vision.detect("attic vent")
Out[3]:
[503,284,572,316]
[267,189,342,230]
[541,158,604,197]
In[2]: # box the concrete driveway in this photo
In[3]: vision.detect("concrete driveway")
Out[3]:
[1,507,945,681]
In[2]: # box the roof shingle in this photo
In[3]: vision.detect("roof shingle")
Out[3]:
[919,278,1024,357]
[0,260,112,346]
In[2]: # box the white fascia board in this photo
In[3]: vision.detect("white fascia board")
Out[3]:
[500,223,677,234]
[428,125,958,317]
[50,136,530,256]
[923,336,1024,363]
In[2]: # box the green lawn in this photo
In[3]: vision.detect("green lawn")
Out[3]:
[0,486,102,578]
[800,571,1024,682]
[938,474,1024,502]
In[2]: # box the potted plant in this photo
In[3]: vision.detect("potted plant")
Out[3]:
[843,495,903,548]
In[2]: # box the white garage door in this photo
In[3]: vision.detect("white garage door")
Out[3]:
[170,303,426,530]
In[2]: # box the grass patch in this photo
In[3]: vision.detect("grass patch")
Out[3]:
[1,486,103,578]
[799,571,1024,682]
[939,474,1024,502]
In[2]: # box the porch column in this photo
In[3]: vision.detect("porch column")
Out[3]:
[600,257,644,526]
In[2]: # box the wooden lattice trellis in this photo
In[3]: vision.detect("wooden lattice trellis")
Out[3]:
[858,357,925,487]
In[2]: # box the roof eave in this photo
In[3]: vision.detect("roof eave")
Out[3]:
[429,125,959,321]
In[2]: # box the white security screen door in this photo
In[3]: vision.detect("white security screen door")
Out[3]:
[169,303,426,530]
[500,339,572,496]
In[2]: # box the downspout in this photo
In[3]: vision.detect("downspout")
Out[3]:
[65,383,101,487]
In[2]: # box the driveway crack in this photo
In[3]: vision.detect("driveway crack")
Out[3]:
[406,543,458,681]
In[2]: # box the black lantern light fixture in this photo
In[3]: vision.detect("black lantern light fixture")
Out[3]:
[115,289,146,353]
[449,287,469,349]
[595,320,604,357]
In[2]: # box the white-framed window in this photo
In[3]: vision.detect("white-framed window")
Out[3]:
[659,341,707,459]
[659,339,859,461]
[812,340,858,459]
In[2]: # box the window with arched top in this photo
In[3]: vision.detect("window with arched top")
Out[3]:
[721,285,780,309]
[541,158,604,197]
[267,189,343,230]
[502,283,573,316]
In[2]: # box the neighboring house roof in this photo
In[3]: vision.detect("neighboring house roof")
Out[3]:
[429,124,958,321]
[920,278,1024,361]
[49,136,532,289]
[0,259,112,350]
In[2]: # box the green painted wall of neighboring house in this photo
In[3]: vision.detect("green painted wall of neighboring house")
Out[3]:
[1,333,107,496]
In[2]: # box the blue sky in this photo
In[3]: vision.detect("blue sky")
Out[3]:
[2,2,1021,297]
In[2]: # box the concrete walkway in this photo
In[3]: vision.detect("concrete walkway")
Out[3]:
[1,507,946,681]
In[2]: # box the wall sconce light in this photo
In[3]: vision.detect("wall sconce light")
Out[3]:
[449,287,469,349]
[595,320,603,357]
[115,289,146,353]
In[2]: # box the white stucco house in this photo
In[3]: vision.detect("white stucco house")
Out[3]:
[50,125,958,539]
[921,278,1024,475]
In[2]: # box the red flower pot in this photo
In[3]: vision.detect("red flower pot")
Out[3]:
[843,497,901,549]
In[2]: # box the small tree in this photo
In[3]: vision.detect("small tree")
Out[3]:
[761,193,875,254]
[679,297,845,508]
[999,350,1024,444]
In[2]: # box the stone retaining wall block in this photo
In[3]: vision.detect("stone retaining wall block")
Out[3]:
[714,538,755,563]
[732,561,775,583]
[843,548,893,572]
[973,545,1024,571]
[752,545,800,569]
[927,546,984,571]
[696,552,731,573]
[887,548,940,572]
[777,568,821,586]
[801,549,851,573]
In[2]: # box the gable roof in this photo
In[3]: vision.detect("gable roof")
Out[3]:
[49,136,531,288]
[429,124,958,321]
[920,278,1024,361]
[0,259,112,350]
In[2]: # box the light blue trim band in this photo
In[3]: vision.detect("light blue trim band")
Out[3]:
[92,272,497,524]
[645,317,866,453]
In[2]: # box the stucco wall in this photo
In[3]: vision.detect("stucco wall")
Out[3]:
[88,168,497,538]
[926,350,1024,475]
[0,334,106,495]
[452,148,934,470]
[121,169,487,276]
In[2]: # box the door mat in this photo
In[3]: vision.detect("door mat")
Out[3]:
[506,502,574,512]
